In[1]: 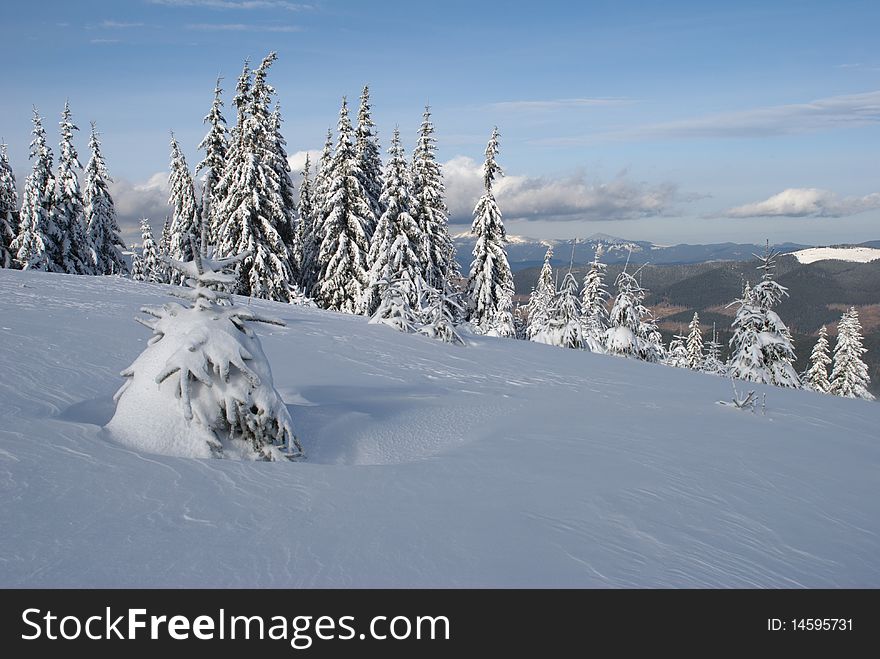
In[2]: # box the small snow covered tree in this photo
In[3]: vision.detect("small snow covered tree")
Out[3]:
[829,308,873,400]
[213,54,295,302]
[545,270,583,348]
[108,245,303,461]
[355,85,382,240]
[411,105,458,290]
[727,246,800,388]
[0,143,19,268]
[307,129,334,294]
[130,252,145,282]
[138,218,165,283]
[314,97,372,313]
[580,246,609,353]
[804,325,832,393]
[703,324,727,377]
[363,127,424,316]
[665,332,689,368]
[166,135,201,284]
[196,77,228,251]
[368,273,419,333]
[12,109,60,271]
[685,312,704,371]
[605,268,658,361]
[418,277,465,345]
[467,127,514,335]
[526,246,554,342]
[84,123,127,275]
[55,101,93,275]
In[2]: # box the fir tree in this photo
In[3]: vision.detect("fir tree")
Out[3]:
[546,270,583,348]
[84,123,127,275]
[605,268,658,361]
[526,246,554,342]
[314,97,372,313]
[727,246,800,388]
[363,128,424,316]
[0,143,19,268]
[368,273,420,333]
[196,76,228,251]
[804,325,832,393]
[703,324,727,376]
[685,312,704,371]
[297,154,316,290]
[12,109,59,271]
[418,277,465,345]
[829,308,873,400]
[355,85,382,240]
[269,102,300,280]
[55,101,93,274]
[580,246,609,353]
[411,105,458,290]
[307,128,334,293]
[130,252,145,282]
[467,127,514,336]
[109,245,303,461]
[213,54,295,302]
[665,333,689,368]
[138,218,165,283]
[166,134,201,284]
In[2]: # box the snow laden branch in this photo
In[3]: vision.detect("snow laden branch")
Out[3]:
[108,244,303,461]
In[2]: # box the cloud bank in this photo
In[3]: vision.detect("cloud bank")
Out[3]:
[442,156,679,223]
[722,188,880,218]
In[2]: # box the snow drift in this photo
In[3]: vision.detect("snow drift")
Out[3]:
[1,268,879,587]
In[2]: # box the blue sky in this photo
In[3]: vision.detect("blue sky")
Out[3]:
[1,0,879,245]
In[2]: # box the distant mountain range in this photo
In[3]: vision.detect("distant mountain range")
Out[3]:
[452,232,814,272]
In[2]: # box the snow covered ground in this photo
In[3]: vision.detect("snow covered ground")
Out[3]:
[792,246,880,264]
[1,268,879,587]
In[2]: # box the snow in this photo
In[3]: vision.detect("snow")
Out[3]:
[791,246,880,264]
[2,268,880,587]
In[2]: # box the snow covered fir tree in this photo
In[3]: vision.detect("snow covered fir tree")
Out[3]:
[579,247,609,353]
[804,325,832,393]
[727,246,800,388]
[134,218,165,284]
[313,97,372,313]
[363,127,423,316]
[829,308,873,400]
[0,143,18,269]
[412,105,458,290]
[466,127,514,337]
[166,135,201,284]
[12,109,59,272]
[685,312,704,371]
[212,55,296,302]
[526,246,555,343]
[83,123,127,275]
[54,101,93,275]
[195,76,228,249]
[107,245,303,460]
[605,268,660,362]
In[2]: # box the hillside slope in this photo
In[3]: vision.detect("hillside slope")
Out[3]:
[1,269,878,587]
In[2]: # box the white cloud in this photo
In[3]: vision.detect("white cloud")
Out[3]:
[723,188,880,218]
[151,0,311,10]
[489,98,634,112]
[287,149,320,173]
[95,20,145,28]
[541,90,880,144]
[443,156,679,223]
[110,173,170,239]
[186,22,301,31]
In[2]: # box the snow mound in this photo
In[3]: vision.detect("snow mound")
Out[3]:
[791,247,880,264]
